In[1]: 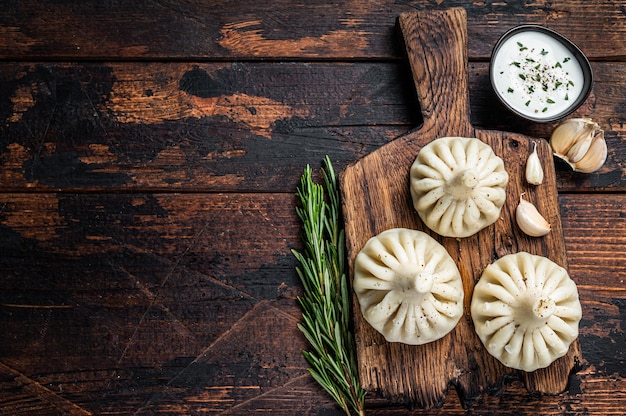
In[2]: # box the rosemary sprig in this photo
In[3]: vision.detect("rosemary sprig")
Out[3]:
[292,156,366,416]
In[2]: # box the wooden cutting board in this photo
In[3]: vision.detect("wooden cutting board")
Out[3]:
[340,8,581,409]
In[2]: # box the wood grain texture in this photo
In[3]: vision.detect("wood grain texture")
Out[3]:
[1,1,625,414]
[1,192,625,414]
[341,9,579,408]
[1,1,626,60]
[0,192,306,414]
[1,61,624,193]
[0,362,92,416]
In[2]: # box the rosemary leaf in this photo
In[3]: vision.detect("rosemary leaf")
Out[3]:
[292,156,367,416]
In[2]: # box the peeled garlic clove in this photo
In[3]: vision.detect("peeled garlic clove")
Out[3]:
[516,193,551,237]
[525,141,544,185]
[550,118,606,173]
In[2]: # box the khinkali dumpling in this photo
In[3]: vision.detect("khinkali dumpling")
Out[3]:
[410,137,509,238]
[471,252,582,372]
[353,228,464,345]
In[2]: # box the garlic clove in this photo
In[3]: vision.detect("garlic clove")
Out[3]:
[550,118,607,173]
[525,141,544,185]
[572,129,607,173]
[550,118,587,156]
[516,193,551,237]
[565,132,593,163]
[563,120,596,163]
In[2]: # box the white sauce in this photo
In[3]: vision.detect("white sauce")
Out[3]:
[492,30,585,120]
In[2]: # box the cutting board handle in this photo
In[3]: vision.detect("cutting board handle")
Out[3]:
[398,8,473,137]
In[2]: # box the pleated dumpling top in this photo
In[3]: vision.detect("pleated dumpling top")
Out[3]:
[471,252,582,372]
[353,228,464,345]
[410,137,509,238]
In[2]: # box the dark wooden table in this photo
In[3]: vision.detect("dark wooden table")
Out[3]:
[1,2,625,415]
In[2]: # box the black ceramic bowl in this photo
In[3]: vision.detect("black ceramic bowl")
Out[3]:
[490,25,592,123]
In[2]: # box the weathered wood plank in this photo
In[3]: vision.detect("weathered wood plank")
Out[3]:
[1,1,625,60]
[0,193,301,302]
[2,1,624,414]
[1,62,624,192]
[364,374,626,415]
[0,61,415,192]
[0,362,92,416]
[560,194,626,290]
[1,192,625,413]
[0,192,306,413]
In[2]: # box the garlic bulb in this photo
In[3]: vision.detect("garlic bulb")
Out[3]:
[550,118,607,173]
[525,141,544,185]
[516,193,551,237]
